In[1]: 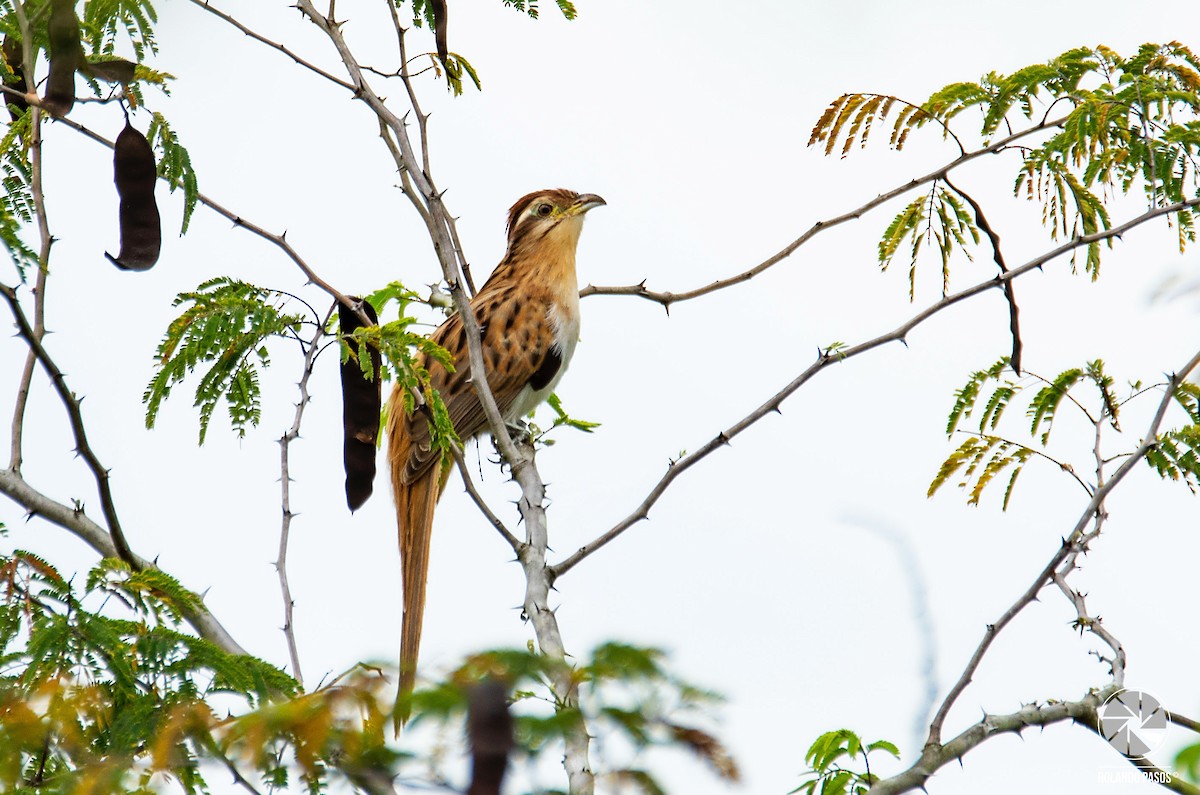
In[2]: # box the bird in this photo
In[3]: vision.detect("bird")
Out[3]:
[386,188,606,717]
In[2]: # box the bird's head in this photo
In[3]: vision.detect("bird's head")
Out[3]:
[504,188,606,257]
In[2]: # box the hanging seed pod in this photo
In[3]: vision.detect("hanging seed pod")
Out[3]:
[2,36,28,120]
[43,0,83,116]
[340,299,382,511]
[431,0,449,67]
[105,122,161,271]
[466,679,514,795]
[85,58,137,85]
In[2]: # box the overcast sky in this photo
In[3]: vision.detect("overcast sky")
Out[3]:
[4,1,1200,793]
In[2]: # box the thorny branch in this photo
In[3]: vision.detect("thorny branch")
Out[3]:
[579,114,1071,309]
[275,304,336,688]
[863,345,1200,795]
[553,196,1200,579]
[8,116,48,475]
[0,461,251,656]
[1,283,137,568]
[188,0,355,91]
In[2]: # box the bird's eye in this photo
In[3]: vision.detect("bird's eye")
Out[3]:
[535,203,553,217]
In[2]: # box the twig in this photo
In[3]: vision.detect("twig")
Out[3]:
[1052,571,1125,686]
[187,0,355,91]
[275,303,335,688]
[552,196,1200,579]
[952,430,1093,496]
[942,174,1023,373]
[579,114,1071,309]
[9,101,51,474]
[452,448,519,552]
[1,284,136,569]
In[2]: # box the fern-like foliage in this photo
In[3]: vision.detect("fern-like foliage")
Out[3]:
[929,358,1186,509]
[0,552,297,793]
[811,43,1200,283]
[144,277,305,444]
[146,111,198,233]
[81,0,158,60]
[878,181,978,299]
[409,0,578,26]
[1147,424,1200,492]
[0,110,34,280]
[498,0,578,19]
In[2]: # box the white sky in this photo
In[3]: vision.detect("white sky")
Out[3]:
[3,1,1200,793]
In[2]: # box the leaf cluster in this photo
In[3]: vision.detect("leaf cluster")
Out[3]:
[0,110,35,280]
[144,277,306,444]
[811,43,1200,287]
[792,728,900,795]
[0,552,297,793]
[930,357,1200,508]
[146,111,197,233]
[878,181,978,299]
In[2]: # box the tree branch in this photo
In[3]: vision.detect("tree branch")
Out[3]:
[579,114,1071,309]
[0,466,251,657]
[553,197,1200,579]
[9,103,52,474]
[275,303,335,689]
[187,0,355,91]
[1,283,136,568]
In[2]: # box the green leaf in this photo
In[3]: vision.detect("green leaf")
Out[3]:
[145,112,198,234]
[143,278,306,444]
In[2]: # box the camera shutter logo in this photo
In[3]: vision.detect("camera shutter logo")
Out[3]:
[1099,690,1169,757]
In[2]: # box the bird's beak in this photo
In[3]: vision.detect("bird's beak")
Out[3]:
[571,193,607,215]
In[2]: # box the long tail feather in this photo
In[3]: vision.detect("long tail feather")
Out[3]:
[395,464,438,724]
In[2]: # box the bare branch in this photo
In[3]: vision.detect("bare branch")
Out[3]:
[553,196,1200,579]
[275,303,335,688]
[452,448,519,552]
[580,114,1070,308]
[187,0,355,91]
[1,283,136,568]
[868,685,1200,795]
[10,105,51,474]
[0,467,252,657]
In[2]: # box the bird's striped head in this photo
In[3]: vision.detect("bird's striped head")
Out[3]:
[504,188,606,257]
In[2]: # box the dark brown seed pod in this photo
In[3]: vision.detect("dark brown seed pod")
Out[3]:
[430,0,448,67]
[84,58,137,85]
[466,679,514,795]
[43,0,83,116]
[340,299,382,511]
[105,122,161,271]
[2,36,28,120]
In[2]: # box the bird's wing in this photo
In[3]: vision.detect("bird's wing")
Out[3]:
[399,285,562,482]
